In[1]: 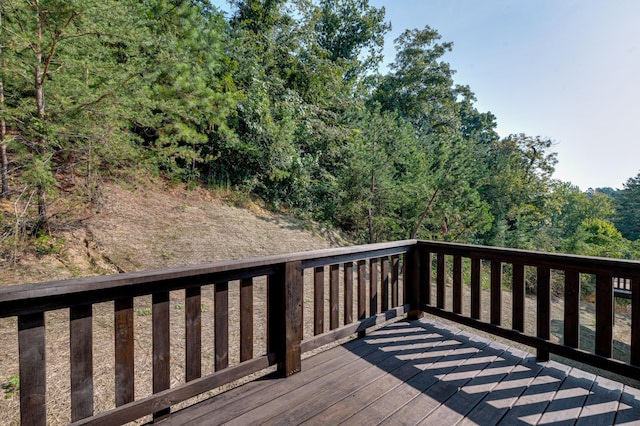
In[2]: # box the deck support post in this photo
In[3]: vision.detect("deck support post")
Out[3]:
[268,260,303,376]
[406,244,423,320]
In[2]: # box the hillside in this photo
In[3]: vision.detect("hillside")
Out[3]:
[0,182,349,287]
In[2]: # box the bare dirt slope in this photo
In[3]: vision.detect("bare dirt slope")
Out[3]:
[1,182,349,286]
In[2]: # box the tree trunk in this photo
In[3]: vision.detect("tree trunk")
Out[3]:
[410,187,440,240]
[0,79,8,198]
[35,5,48,227]
[368,170,375,244]
[0,8,8,198]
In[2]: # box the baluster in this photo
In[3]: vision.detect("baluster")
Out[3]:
[153,291,170,421]
[632,275,640,366]
[471,257,482,320]
[186,287,202,380]
[314,266,324,335]
[436,253,445,309]
[453,255,462,314]
[537,266,551,361]
[115,298,134,407]
[330,264,339,330]
[18,312,46,426]
[215,281,229,370]
[421,251,432,306]
[70,305,93,421]
[344,262,353,325]
[357,260,367,337]
[512,264,525,332]
[391,255,400,307]
[240,279,253,362]
[381,257,390,311]
[370,258,378,316]
[564,271,580,348]
[491,260,502,326]
[595,274,613,358]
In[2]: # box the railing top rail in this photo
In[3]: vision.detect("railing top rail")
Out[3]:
[0,240,416,318]
[418,240,640,275]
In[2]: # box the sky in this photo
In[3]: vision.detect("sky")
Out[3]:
[212,0,640,190]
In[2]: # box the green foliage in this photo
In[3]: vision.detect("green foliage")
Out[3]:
[2,375,19,399]
[33,231,65,255]
[613,173,640,240]
[0,0,636,261]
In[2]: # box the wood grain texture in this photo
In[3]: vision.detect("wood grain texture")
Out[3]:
[595,274,613,358]
[536,266,551,361]
[420,251,432,306]
[370,258,378,316]
[344,262,353,325]
[284,261,303,376]
[153,291,171,420]
[240,278,253,362]
[330,264,339,330]
[186,286,202,381]
[436,253,445,309]
[70,305,93,421]
[633,275,640,366]
[471,257,481,320]
[490,260,502,326]
[564,270,580,348]
[391,255,399,307]
[452,255,462,314]
[381,257,390,312]
[18,312,46,426]
[115,297,134,407]
[215,281,229,370]
[313,266,324,336]
[512,264,525,332]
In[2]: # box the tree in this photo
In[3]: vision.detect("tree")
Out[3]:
[135,0,235,182]
[371,26,494,242]
[1,0,149,227]
[613,173,640,240]
[479,134,557,249]
[0,8,7,197]
[313,0,390,78]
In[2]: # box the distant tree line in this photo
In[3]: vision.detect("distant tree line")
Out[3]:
[1,0,640,259]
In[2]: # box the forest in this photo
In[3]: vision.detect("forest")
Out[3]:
[1,0,640,260]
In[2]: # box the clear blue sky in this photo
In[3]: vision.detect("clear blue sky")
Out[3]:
[212,0,640,190]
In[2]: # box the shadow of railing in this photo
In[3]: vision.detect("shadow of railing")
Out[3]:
[341,319,640,424]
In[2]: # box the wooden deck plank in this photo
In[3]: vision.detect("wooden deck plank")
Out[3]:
[576,375,623,425]
[457,355,546,425]
[417,342,528,425]
[166,323,412,426]
[496,360,571,425]
[165,342,376,425]
[155,318,640,426]
[537,367,596,425]
[376,333,496,425]
[615,385,640,424]
[301,326,470,425]
[225,327,432,425]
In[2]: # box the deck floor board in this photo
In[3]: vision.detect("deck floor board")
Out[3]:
[158,318,640,426]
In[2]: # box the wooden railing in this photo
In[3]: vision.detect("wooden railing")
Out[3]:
[0,240,415,425]
[416,241,640,378]
[2,240,640,425]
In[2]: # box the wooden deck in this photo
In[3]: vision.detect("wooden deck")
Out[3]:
[158,318,640,425]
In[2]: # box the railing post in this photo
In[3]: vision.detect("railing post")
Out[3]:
[268,261,303,376]
[406,244,423,320]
